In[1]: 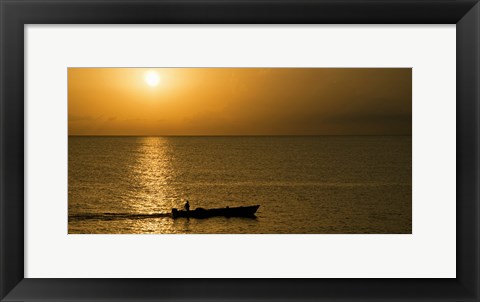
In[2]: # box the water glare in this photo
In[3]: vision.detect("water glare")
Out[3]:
[129,138,175,210]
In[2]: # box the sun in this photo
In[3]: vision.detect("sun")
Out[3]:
[144,70,160,87]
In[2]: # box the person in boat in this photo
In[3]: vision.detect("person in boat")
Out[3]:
[184,200,190,212]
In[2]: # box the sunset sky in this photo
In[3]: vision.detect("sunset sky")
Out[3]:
[68,68,411,136]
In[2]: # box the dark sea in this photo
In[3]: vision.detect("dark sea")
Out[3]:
[68,136,412,234]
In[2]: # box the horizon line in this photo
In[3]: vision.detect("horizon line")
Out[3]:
[68,134,412,137]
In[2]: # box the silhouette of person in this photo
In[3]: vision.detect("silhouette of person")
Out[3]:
[184,200,190,212]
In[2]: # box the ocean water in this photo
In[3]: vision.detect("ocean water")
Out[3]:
[68,136,412,234]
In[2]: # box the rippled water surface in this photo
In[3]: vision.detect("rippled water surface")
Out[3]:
[68,136,411,234]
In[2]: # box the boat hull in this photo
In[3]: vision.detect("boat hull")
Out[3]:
[172,205,260,219]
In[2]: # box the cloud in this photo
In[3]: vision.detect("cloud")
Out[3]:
[69,115,104,122]
[69,115,95,121]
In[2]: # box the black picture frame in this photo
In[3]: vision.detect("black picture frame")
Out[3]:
[1,0,478,301]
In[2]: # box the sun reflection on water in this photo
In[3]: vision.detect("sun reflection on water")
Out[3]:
[126,137,178,232]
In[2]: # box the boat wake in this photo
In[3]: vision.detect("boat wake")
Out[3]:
[69,212,171,221]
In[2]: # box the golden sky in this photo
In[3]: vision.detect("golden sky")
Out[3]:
[68,68,411,136]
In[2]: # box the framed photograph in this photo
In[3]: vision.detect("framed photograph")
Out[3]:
[1,0,478,301]
[67,67,412,235]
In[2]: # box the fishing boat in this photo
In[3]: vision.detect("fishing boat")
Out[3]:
[171,205,260,219]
